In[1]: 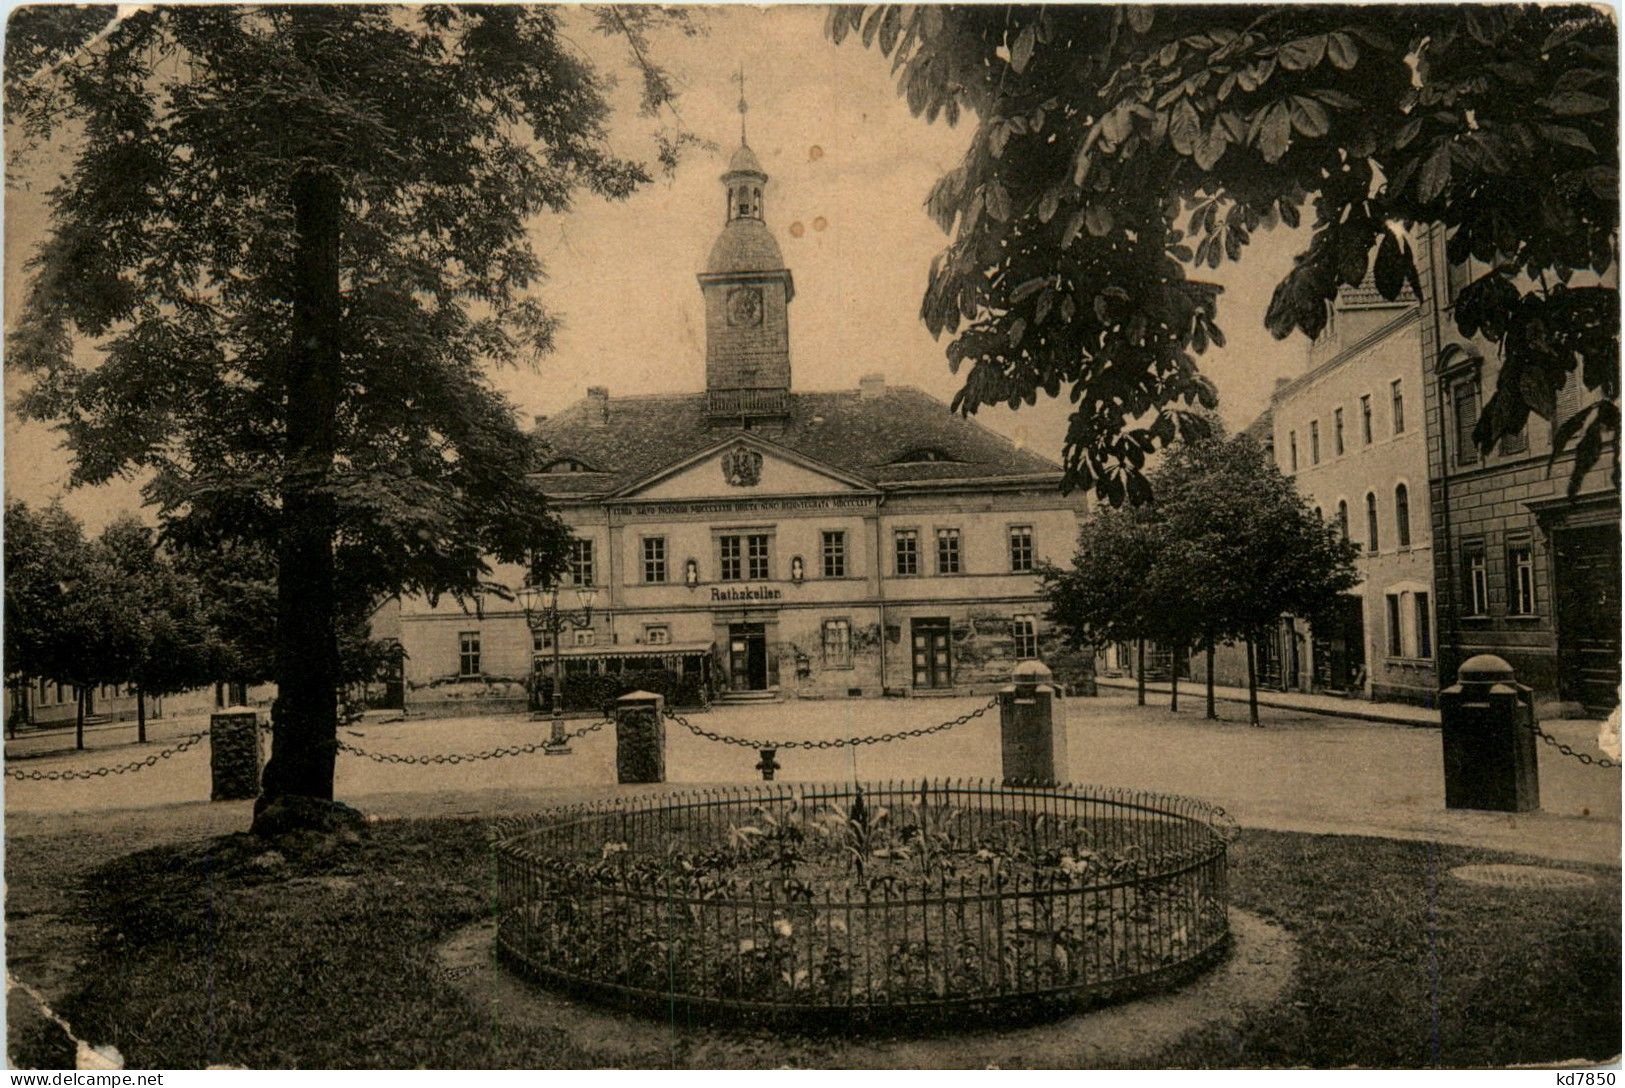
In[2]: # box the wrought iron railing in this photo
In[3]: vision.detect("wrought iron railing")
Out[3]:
[492,779,1232,1029]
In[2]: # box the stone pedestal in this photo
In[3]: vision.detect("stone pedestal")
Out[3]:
[999,661,1067,786]
[210,707,262,801]
[1440,655,1540,812]
[615,690,666,784]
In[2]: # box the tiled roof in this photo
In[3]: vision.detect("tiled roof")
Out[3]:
[1338,265,1417,308]
[533,386,1062,497]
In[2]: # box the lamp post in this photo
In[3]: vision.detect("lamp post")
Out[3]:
[515,581,597,754]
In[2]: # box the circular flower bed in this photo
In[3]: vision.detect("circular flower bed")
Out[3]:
[492,780,1232,1030]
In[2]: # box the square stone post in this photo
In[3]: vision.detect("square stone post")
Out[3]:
[210,706,263,801]
[1440,654,1540,812]
[615,690,666,784]
[999,661,1067,786]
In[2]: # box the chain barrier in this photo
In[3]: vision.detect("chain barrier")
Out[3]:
[4,729,210,781]
[663,694,999,752]
[336,716,613,765]
[1526,720,1620,770]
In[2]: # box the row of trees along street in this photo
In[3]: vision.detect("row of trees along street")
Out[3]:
[4,501,393,751]
[1042,430,1360,724]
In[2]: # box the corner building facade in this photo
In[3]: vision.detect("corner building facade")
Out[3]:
[397,136,1085,708]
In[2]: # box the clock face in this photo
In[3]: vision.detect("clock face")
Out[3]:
[727,287,763,327]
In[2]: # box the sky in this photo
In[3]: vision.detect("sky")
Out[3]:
[3,5,1315,533]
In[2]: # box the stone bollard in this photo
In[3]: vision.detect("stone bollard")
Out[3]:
[210,706,262,801]
[999,661,1068,786]
[1440,654,1540,812]
[615,690,666,785]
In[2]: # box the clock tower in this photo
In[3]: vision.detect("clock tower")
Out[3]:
[698,134,794,420]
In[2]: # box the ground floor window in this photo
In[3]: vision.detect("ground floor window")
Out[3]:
[1415,592,1432,659]
[822,618,853,668]
[1013,614,1039,660]
[458,631,481,677]
[1386,594,1403,657]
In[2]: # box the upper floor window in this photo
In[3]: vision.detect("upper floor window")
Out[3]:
[821,531,847,578]
[1464,545,1489,617]
[936,528,961,575]
[894,529,919,576]
[746,534,770,580]
[1394,484,1411,548]
[1509,541,1536,615]
[1009,525,1035,573]
[645,624,671,645]
[1288,431,1299,473]
[642,536,667,584]
[1310,420,1321,465]
[1360,394,1373,445]
[1365,492,1380,552]
[1333,408,1345,456]
[458,631,481,677]
[1390,380,1405,435]
[569,539,595,586]
[1452,380,1481,466]
[1337,500,1350,543]
[719,536,742,581]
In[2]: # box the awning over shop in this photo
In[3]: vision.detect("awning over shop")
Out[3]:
[532,641,714,667]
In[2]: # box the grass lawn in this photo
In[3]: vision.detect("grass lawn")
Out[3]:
[7,819,1619,1069]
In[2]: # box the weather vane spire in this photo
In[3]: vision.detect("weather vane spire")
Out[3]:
[734,63,748,145]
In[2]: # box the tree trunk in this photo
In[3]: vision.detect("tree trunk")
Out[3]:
[1245,630,1260,726]
[255,166,343,825]
[136,685,146,744]
[1169,643,1180,712]
[75,686,85,751]
[1205,634,1217,720]
[1136,638,1146,706]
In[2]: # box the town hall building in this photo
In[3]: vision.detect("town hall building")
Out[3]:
[396,131,1087,710]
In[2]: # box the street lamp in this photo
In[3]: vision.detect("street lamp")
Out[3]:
[515,580,597,755]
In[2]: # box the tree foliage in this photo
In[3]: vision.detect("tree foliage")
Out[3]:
[1044,433,1358,687]
[6,6,696,811]
[831,4,1618,500]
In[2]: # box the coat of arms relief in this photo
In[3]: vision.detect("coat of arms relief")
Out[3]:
[721,444,763,488]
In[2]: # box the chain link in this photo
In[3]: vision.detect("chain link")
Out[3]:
[335,716,613,765]
[4,729,211,781]
[663,695,998,751]
[1526,720,1620,770]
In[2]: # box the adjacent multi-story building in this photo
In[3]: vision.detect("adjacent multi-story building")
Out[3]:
[1414,224,1620,715]
[396,130,1087,711]
[1266,272,1438,705]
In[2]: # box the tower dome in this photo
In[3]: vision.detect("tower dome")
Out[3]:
[706,216,785,275]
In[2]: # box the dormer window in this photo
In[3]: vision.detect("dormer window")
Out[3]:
[542,458,595,474]
[891,447,957,464]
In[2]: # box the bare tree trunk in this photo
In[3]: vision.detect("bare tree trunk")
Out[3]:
[1205,633,1217,720]
[1136,638,1146,706]
[1245,630,1261,726]
[136,685,146,744]
[75,686,85,751]
[1170,643,1180,712]
[254,164,342,827]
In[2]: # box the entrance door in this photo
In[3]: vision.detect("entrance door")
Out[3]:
[911,618,953,689]
[1555,526,1622,711]
[1313,597,1366,693]
[728,624,769,690]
